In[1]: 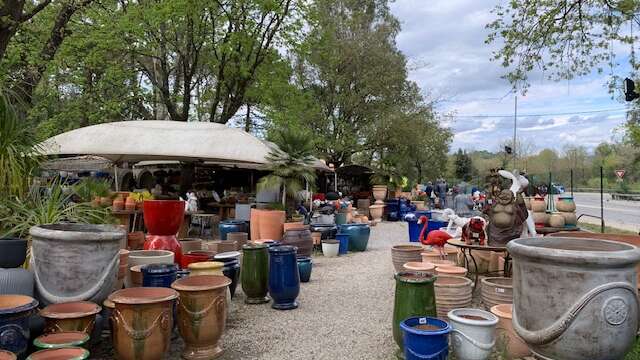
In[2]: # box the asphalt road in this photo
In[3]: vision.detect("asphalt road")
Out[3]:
[573,192,640,232]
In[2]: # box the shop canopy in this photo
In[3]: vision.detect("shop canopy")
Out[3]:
[39,121,331,171]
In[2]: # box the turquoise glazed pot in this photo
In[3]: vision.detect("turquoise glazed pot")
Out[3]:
[296,257,313,283]
[340,223,370,251]
[268,246,300,310]
[0,295,38,358]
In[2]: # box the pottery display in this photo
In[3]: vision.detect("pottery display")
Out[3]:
[490,304,530,359]
[548,212,565,228]
[422,246,458,264]
[0,238,27,268]
[141,263,178,288]
[113,249,130,292]
[281,228,313,257]
[268,246,300,310]
[369,204,385,223]
[531,211,549,226]
[219,220,247,241]
[321,240,340,257]
[204,240,237,254]
[309,224,339,240]
[109,287,178,360]
[400,316,450,360]
[0,350,15,360]
[33,331,90,350]
[125,250,174,288]
[393,272,437,352]
[447,308,498,360]
[556,195,576,212]
[530,196,546,212]
[26,347,90,360]
[372,185,387,204]
[0,268,34,297]
[40,301,101,334]
[29,224,125,305]
[227,232,248,250]
[241,243,270,304]
[213,252,241,298]
[435,265,468,276]
[127,231,145,250]
[297,257,313,283]
[434,275,473,319]
[0,295,38,357]
[172,275,230,360]
[481,277,513,310]
[391,245,424,273]
[561,212,577,226]
[143,200,185,266]
[402,262,435,275]
[250,209,285,241]
[180,251,214,269]
[335,233,349,255]
[179,239,203,253]
[187,261,224,276]
[508,237,640,360]
[339,223,370,252]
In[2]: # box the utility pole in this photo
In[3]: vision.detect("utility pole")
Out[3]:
[513,95,518,169]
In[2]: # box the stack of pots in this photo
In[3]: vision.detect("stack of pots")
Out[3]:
[481,277,513,310]
[126,250,174,288]
[434,275,473,319]
[530,196,548,227]
[281,228,313,257]
[391,245,423,273]
[0,238,33,296]
[556,195,577,227]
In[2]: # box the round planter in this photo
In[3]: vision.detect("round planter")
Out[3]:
[26,347,89,360]
[556,196,576,212]
[141,263,178,288]
[0,238,27,268]
[268,246,300,310]
[227,232,248,249]
[490,304,530,359]
[33,331,89,350]
[435,265,468,277]
[321,240,339,257]
[180,251,214,269]
[508,237,640,360]
[142,200,185,235]
[334,212,347,225]
[309,224,338,240]
[481,277,513,310]
[29,224,125,306]
[402,262,435,275]
[548,212,565,228]
[530,197,546,212]
[335,233,349,255]
[561,211,577,226]
[0,295,38,357]
[531,211,549,226]
[213,254,240,299]
[218,220,247,241]
[372,185,387,204]
[109,287,178,360]
[391,245,424,273]
[240,243,270,304]
[393,272,437,352]
[126,250,174,288]
[339,223,370,252]
[400,316,450,360]
[447,308,498,360]
[187,261,224,277]
[369,204,385,223]
[179,239,203,253]
[423,259,455,268]
[171,275,230,360]
[421,247,458,265]
[281,228,313,257]
[434,275,473,319]
[0,268,34,297]
[39,301,101,334]
[297,257,313,283]
[0,350,15,360]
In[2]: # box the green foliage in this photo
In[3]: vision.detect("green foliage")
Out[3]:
[72,178,112,202]
[454,149,474,182]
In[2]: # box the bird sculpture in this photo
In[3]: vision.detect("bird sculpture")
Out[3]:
[418,215,452,259]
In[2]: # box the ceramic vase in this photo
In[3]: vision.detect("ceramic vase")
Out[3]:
[339,223,370,252]
[143,200,185,265]
[39,301,101,334]
[268,246,300,310]
[0,295,38,358]
[126,250,174,288]
[447,308,498,360]
[372,185,387,204]
[241,243,270,304]
[369,204,385,223]
[296,257,313,283]
[141,264,178,288]
[213,253,241,299]
[321,240,339,257]
[392,272,437,353]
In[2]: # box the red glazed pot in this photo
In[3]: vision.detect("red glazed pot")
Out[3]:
[144,235,183,266]
[180,251,215,270]
[143,200,185,235]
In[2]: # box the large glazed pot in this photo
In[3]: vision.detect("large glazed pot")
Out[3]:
[213,253,240,299]
[0,295,38,358]
[141,264,178,288]
[142,200,184,235]
[109,287,178,360]
[281,228,313,257]
[447,308,498,360]
[340,223,370,252]
[218,220,247,241]
[241,243,270,304]
[369,204,385,223]
[125,250,174,288]
[297,257,313,283]
[268,246,300,310]
[481,277,512,310]
[0,238,27,268]
[393,272,437,353]
[490,304,530,359]
[508,237,640,360]
[39,301,101,334]
[172,275,230,360]
[391,245,423,273]
[29,224,125,306]
[309,224,338,240]
[372,185,387,204]
[188,261,224,277]
[434,275,472,319]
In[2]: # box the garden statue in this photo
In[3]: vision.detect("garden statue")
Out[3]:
[461,216,486,245]
[485,170,529,246]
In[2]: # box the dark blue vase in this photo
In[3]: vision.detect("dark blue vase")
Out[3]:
[340,223,371,251]
[213,254,241,298]
[296,256,313,283]
[268,246,300,310]
[0,295,38,358]
[141,263,178,287]
[335,233,350,255]
[219,220,247,240]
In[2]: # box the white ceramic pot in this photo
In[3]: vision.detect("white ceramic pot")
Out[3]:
[125,250,174,288]
[447,308,498,360]
[321,240,340,257]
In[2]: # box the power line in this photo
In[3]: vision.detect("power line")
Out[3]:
[451,107,635,118]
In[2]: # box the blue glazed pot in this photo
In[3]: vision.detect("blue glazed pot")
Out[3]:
[268,246,300,310]
[219,220,247,240]
[400,316,450,360]
[296,257,313,283]
[141,263,178,288]
[335,212,347,225]
[335,233,350,255]
[340,223,370,252]
[213,253,241,298]
[0,238,27,268]
[0,295,38,358]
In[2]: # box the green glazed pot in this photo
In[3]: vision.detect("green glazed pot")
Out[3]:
[392,272,437,354]
[33,331,89,350]
[241,243,270,304]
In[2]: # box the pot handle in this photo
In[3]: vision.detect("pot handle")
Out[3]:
[112,309,170,340]
[406,345,448,359]
[450,328,495,351]
[513,281,637,345]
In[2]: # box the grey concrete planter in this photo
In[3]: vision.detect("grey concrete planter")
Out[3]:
[29,224,125,306]
[508,237,640,360]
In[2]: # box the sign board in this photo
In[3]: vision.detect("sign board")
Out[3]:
[615,169,626,179]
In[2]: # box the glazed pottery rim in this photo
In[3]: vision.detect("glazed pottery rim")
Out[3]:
[296,256,312,262]
[434,275,473,287]
[490,304,512,319]
[321,239,339,244]
[34,331,90,348]
[403,261,435,271]
[128,249,174,258]
[394,244,423,251]
[188,261,224,270]
[26,347,89,360]
[29,223,125,241]
[481,277,512,289]
[269,245,297,253]
[507,237,640,266]
[40,301,101,319]
[214,251,241,259]
[395,271,436,284]
[448,308,499,326]
[400,316,451,335]
[0,295,38,314]
[171,274,231,291]
[143,199,185,205]
[141,263,178,274]
[109,287,178,304]
[243,243,268,250]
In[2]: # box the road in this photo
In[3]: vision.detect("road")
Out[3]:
[573,192,640,232]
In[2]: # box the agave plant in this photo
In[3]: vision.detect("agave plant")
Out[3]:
[73,177,112,202]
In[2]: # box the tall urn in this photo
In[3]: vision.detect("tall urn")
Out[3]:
[143,200,185,265]
[240,243,270,304]
[268,245,300,310]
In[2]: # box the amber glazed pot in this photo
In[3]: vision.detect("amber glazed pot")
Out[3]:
[109,287,178,360]
[39,301,101,334]
[172,275,231,360]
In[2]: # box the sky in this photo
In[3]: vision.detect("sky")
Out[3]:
[389,0,634,154]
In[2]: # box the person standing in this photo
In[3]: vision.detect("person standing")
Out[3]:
[424,181,434,209]
[436,179,447,209]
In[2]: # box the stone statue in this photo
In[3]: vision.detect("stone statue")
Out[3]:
[485,170,529,246]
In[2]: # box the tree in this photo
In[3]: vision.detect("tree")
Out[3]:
[0,0,52,61]
[454,149,474,182]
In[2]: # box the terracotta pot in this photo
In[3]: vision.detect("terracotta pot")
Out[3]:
[556,196,576,212]
[435,265,468,277]
[204,240,236,254]
[423,259,455,267]
[481,277,513,310]
[372,185,387,205]
[39,301,101,334]
[33,331,89,350]
[179,239,203,253]
[402,261,435,274]
[172,275,230,359]
[188,261,224,276]
[0,350,15,360]
[257,209,285,240]
[561,211,577,226]
[249,208,261,241]
[531,211,549,226]
[391,245,424,273]
[227,232,248,250]
[0,295,38,357]
[421,247,458,264]
[369,204,385,223]
[100,196,112,207]
[491,304,530,359]
[434,275,472,319]
[531,196,546,212]
[109,287,178,360]
[114,249,130,292]
[125,197,136,211]
[281,228,313,257]
[127,231,145,250]
[548,212,565,228]
[126,250,174,288]
[129,265,144,288]
[26,347,89,360]
[311,232,322,246]
[283,222,305,232]
[113,195,125,211]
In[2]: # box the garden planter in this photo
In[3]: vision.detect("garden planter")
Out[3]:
[180,251,214,269]
[309,224,338,240]
[530,196,546,212]
[109,287,178,360]
[339,223,370,252]
[402,262,435,275]
[321,240,339,257]
[548,212,565,228]
[213,253,241,298]
[40,301,101,334]
[372,185,387,204]
[0,350,14,360]
[171,275,230,360]
[204,240,236,254]
[334,212,347,225]
[435,265,468,277]
[114,249,129,292]
[0,295,38,357]
[421,248,458,265]
[283,222,305,232]
[447,308,498,360]
[141,264,178,288]
[297,257,313,282]
[219,220,247,240]
[281,228,313,257]
[556,195,576,212]
[335,233,349,255]
[127,231,145,250]
[391,245,424,273]
[143,200,185,266]
[434,275,473,319]
[400,316,450,360]
[227,232,248,249]
[561,212,577,226]
[268,246,300,310]
[0,269,34,297]
[250,209,285,241]
[481,277,512,310]
[29,224,125,306]
[369,204,385,223]
[490,304,530,359]
[179,239,203,253]
[125,250,174,288]
[531,212,549,226]
[188,261,224,276]
[33,331,89,350]
[26,347,89,360]
[0,238,27,268]
[508,237,640,360]
[241,243,270,304]
[393,272,437,352]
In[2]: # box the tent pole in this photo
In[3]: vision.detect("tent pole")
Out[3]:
[114,165,120,191]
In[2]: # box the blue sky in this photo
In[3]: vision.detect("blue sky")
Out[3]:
[389,0,633,154]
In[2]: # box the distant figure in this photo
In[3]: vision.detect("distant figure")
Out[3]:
[453,192,474,217]
[436,179,447,208]
[425,181,434,209]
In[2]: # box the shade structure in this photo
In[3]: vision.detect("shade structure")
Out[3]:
[38,120,330,171]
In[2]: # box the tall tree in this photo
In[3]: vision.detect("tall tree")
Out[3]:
[454,149,474,182]
[0,0,52,61]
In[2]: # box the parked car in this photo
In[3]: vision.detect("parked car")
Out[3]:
[551,183,565,194]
